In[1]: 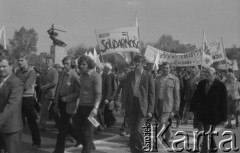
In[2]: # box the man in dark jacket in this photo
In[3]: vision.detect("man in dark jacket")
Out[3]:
[123,55,155,153]
[96,63,107,133]
[0,55,24,153]
[103,63,118,128]
[190,67,227,153]
[39,56,59,130]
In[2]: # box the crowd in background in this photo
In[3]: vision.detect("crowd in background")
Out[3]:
[0,53,239,153]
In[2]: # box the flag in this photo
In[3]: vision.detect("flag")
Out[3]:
[0,26,6,49]
[206,40,225,62]
[201,30,213,67]
[225,57,232,65]
[136,16,138,27]
[93,47,97,58]
[202,30,210,55]
[85,51,88,56]
[201,52,213,68]
[93,47,101,65]
[152,51,160,70]
[88,51,94,60]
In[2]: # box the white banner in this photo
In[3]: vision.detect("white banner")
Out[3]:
[207,41,225,62]
[145,46,203,67]
[95,27,139,55]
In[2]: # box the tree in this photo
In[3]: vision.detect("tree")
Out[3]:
[154,35,176,51]
[9,27,38,57]
[28,54,45,68]
[154,35,196,53]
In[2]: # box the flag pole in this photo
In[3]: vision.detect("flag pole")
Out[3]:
[94,30,105,63]
[221,37,228,71]
[200,30,204,70]
[135,12,140,52]
[3,26,6,50]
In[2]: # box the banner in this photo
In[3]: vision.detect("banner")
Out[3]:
[202,31,225,62]
[218,60,238,71]
[95,27,139,55]
[207,41,225,62]
[144,46,203,67]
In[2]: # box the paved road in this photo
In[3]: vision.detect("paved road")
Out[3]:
[21,114,239,153]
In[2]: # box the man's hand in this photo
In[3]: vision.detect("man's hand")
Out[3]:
[61,97,67,102]
[173,109,179,115]
[40,85,47,91]
[104,99,109,104]
[89,107,98,117]
[40,85,48,93]
[146,113,152,119]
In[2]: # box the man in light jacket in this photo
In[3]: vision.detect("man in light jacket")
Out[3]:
[154,62,180,147]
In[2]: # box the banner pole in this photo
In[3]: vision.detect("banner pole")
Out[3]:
[113,53,119,74]
[200,30,204,70]
[94,30,105,64]
[135,12,141,54]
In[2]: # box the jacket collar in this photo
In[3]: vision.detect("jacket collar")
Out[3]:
[0,73,13,89]
[19,65,31,73]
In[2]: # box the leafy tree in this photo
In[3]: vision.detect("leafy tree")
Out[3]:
[154,35,176,51]
[9,27,38,57]
[28,54,46,68]
[154,35,196,53]
[225,45,239,60]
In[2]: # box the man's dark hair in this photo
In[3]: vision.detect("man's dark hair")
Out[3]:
[133,55,146,64]
[0,55,14,65]
[78,55,96,69]
[62,56,72,64]
[17,52,29,61]
[46,55,54,61]
[228,69,233,73]
[162,62,171,68]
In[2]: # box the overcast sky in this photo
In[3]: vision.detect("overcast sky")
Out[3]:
[1,0,240,54]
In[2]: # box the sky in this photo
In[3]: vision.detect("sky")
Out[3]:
[1,0,240,54]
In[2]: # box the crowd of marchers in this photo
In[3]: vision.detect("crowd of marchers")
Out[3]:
[0,53,239,153]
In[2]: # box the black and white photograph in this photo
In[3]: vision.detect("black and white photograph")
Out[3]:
[0,0,240,153]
